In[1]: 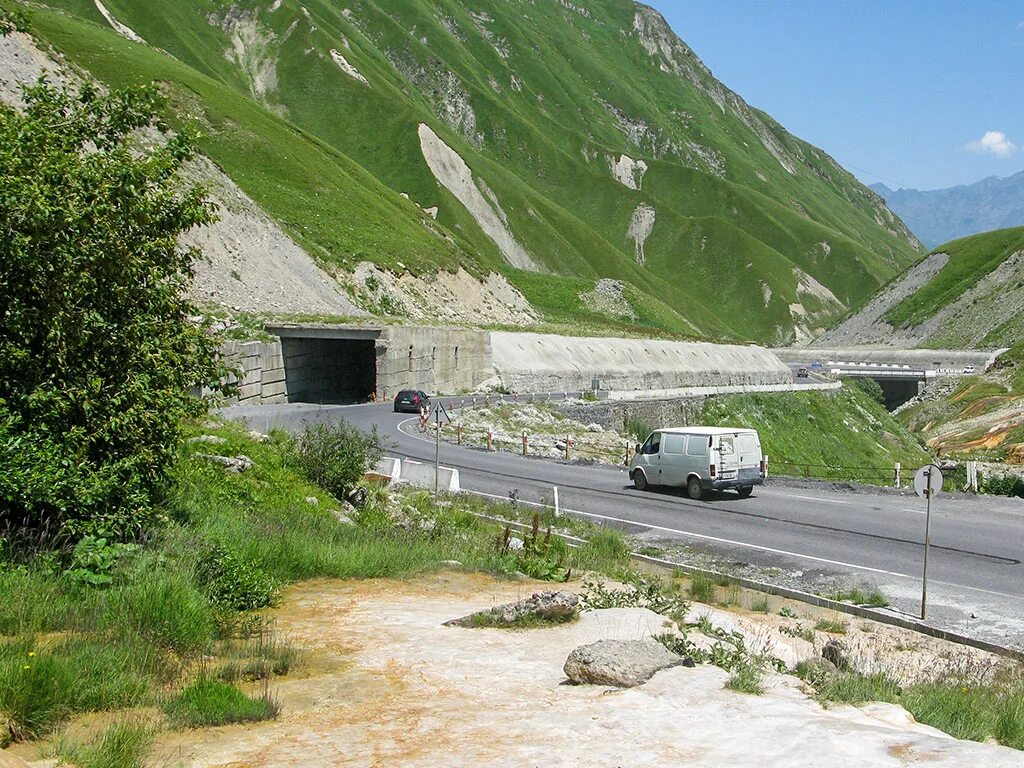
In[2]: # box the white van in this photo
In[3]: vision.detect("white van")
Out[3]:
[628,426,765,500]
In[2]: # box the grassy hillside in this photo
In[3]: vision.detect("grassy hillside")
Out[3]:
[25,0,922,342]
[884,227,1024,330]
[700,385,930,482]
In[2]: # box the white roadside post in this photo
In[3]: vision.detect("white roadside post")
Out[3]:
[913,463,943,621]
[553,486,560,518]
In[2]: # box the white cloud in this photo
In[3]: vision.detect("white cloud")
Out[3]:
[965,131,1018,158]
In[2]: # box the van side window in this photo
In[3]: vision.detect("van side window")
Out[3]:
[662,434,685,454]
[685,436,707,457]
[641,434,660,455]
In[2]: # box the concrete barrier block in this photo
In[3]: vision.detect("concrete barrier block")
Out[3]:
[400,459,460,492]
[373,456,402,483]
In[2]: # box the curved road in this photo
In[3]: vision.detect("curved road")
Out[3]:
[223,400,1024,650]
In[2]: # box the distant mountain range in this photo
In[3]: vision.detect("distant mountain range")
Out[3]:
[871,172,1024,249]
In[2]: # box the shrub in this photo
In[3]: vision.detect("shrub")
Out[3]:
[292,420,384,500]
[688,572,715,603]
[0,80,225,544]
[197,545,278,612]
[980,473,1024,498]
[852,378,886,406]
[162,679,279,728]
[726,663,765,695]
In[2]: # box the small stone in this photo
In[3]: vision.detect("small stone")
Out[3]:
[585,423,604,432]
[441,560,464,569]
[247,430,271,443]
[507,536,524,551]
[305,496,319,506]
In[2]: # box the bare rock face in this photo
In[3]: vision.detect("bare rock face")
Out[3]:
[564,639,689,688]
[444,591,580,628]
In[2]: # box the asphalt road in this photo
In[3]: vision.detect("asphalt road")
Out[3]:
[222,400,1024,650]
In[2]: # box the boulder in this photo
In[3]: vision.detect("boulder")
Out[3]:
[445,590,580,628]
[564,639,688,688]
[821,638,851,671]
[197,454,253,473]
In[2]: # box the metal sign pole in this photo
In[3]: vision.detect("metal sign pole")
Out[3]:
[921,476,932,620]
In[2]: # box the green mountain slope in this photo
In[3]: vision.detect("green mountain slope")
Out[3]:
[27,0,922,343]
[815,227,1024,349]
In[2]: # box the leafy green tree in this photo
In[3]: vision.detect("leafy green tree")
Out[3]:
[0,79,224,545]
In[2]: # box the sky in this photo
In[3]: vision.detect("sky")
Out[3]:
[646,1,1024,191]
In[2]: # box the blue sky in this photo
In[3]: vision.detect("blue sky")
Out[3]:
[647,1,1024,191]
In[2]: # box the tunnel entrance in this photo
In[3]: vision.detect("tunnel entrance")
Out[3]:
[876,378,922,410]
[269,326,381,404]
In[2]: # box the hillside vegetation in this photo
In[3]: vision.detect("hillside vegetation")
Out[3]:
[814,226,1024,349]
[23,0,922,343]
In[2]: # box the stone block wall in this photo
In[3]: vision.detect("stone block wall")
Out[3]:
[375,326,493,397]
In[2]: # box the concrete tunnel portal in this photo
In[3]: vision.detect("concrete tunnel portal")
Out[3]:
[268,325,381,405]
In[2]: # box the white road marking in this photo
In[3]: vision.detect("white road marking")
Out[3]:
[462,489,1018,599]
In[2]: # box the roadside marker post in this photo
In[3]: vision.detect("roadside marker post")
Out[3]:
[432,401,452,499]
[914,463,943,620]
[553,486,560,518]
[894,462,901,489]
[487,430,493,452]
[522,431,528,456]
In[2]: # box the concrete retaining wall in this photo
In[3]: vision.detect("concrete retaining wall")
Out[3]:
[219,326,796,406]
[490,332,792,393]
[376,326,493,397]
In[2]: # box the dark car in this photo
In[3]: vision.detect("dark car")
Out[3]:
[394,389,430,413]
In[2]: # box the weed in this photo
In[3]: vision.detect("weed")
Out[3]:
[778,606,798,619]
[687,572,715,603]
[718,585,742,607]
[749,594,771,613]
[726,663,766,695]
[162,678,279,729]
[467,612,576,630]
[815,618,848,635]
[780,623,816,643]
[825,586,889,607]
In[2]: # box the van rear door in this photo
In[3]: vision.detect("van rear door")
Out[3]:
[717,435,738,481]
[736,432,762,483]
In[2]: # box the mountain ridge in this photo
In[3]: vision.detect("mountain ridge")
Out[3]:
[25,0,923,343]
[871,171,1024,249]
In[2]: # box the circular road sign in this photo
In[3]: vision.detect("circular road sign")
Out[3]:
[914,465,943,498]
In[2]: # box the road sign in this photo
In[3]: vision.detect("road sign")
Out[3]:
[913,464,943,498]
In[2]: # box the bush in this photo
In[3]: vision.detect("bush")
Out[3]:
[291,420,383,500]
[0,80,225,545]
[852,377,886,406]
[980,473,1024,498]
[197,545,278,612]
[162,678,279,728]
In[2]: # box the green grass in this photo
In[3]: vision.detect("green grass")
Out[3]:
[814,618,848,635]
[816,670,1024,750]
[885,227,1024,329]
[466,611,578,630]
[749,594,771,613]
[53,719,156,768]
[699,384,930,485]
[825,586,890,608]
[161,678,279,728]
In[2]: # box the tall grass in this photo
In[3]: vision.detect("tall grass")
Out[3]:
[162,679,279,728]
[54,719,156,768]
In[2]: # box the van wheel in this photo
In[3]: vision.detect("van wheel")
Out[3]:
[737,486,753,498]
[633,470,648,492]
[686,477,703,500]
